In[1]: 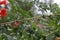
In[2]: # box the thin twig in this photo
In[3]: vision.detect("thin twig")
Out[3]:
[0,16,42,25]
[0,14,60,25]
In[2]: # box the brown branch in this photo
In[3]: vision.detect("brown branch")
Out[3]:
[0,14,60,25]
[0,16,42,25]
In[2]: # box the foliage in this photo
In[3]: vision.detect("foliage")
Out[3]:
[0,0,60,40]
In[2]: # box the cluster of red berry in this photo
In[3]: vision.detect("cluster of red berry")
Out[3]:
[0,0,7,18]
[0,0,19,27]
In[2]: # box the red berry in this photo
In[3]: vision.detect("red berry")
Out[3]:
[0,8,6,18]
[13,21,19,26]
[0,0,6,5]
[37,23,43,29]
